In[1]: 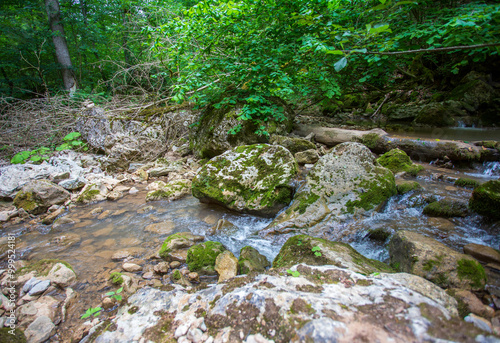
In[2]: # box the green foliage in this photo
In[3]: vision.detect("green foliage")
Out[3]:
[56,131,88,152]
[150,0,499,128]
[286,269,301,277]
[10,131,87,164]
[105,287,124,302]
[81,306,102,319]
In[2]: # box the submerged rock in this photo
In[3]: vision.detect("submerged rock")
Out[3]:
[13,180,70,215]
[192,144,298,216]
[89,264,493,343]
[389,230,487,290]
[272,235,393,275]
[423,199,469,218]
[469,180,500,220]
[264,142,396,235]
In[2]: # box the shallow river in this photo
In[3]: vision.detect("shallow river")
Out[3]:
[2,160,500,339]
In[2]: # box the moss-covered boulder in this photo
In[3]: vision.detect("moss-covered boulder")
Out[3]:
[376,148,424,176]
[263,142,396,234]
[190,105,291,158]
[454,178,480,189]
[186,241,227,275]
[192,144,298,216]
[146,179,192,202]
[158,232,204,261]
[389,230,486,290]
[423,199,469,218]
[273,235,393,275]
[238,246,271,274]
[294,149,320,165]
[397,181,422,195]
[469,180,500,220]
[13,180,70,215]
[269,135,316,154]
[414,103,455,127]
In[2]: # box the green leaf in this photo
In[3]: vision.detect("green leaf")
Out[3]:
[325,49,344,55]
[311,246,321,252]
[334,57,347,72]
[116,287,123,294]
[314,252,322,257]
[30,155,42,162]
[64,132,82,141]
[286,269,300,277]
[55,143,71,151]
[105,291,115,296]
[81,307,102,319]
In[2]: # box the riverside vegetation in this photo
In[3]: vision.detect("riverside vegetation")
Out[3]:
[1,0,500,342]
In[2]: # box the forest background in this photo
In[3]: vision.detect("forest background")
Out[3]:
[0,0,499,159]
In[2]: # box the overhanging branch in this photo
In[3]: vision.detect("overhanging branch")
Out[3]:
[344,42,500,56]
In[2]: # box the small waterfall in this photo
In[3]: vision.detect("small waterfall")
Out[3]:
[467,161,500,178]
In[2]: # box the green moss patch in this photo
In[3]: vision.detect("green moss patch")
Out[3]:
[454,178,480,189]
[16,259,75,277]
[0,328,26,343]
[345,170,397,213]
[457,258,487,289]
[423,199,468,218]
[397,181,422,195]
[376,148,424,176]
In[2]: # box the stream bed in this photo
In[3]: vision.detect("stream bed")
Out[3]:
[2,160,500,340]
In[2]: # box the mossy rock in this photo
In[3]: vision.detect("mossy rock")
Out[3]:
[272,235,393,275]
[238,246,270,274]
[109,272,124,285]
[423,199,469,218]
[189,105,292,158]
[16,259,75,277]
[264,142,397,235]
[186,241,226,275]
[269,135,316,154]
[376,148,424,176]
[397,181,422,195]
[158,232,204,260]
[0,328,26,343]
[146,179,192,202]
[469,180,500,220]
[366,228,391,242]
[414,103,455,127]
[389,230,486,290]
[454,178,480,189]
[192,144,298,216]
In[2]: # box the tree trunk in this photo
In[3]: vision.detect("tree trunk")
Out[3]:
[44,0,77,94]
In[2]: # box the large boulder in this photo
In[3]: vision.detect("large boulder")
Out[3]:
[186,241,227,275]
[273,235,393,275]
[469,180,500,220]
[190,105,291,159]
[90,264,490,343]
[389,230,486,290]
[13,180,70,214]
[76,105,195,169]
[263,142,396,235]
[192,144,298,216]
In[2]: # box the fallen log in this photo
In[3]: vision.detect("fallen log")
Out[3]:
[293,124,500,163]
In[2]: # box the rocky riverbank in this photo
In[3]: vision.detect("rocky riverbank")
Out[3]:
[1,123,500,342]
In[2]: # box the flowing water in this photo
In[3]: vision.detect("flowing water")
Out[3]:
[2,161,500,340]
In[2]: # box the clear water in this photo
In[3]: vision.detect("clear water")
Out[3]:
[388,127,500,142]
